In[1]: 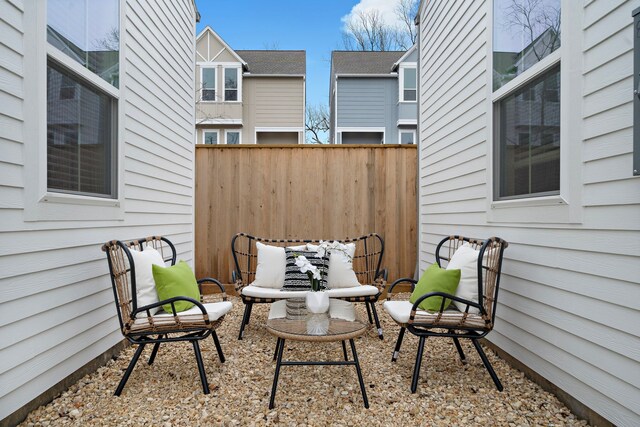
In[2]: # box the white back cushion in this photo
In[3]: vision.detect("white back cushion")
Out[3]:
[446,243,481,314]
[252,242,307,289]
[129,245,165,315]
[307,243,360,289]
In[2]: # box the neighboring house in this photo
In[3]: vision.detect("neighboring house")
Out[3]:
[329,47,418,144]
[416,1,640,426]
[0,0,199,424]
[195,27,305,145]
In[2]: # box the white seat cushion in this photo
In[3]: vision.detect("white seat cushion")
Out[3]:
[134,301,233,324]
[383,300,487,328]
[241,285,379,299]
[383,300,415,324]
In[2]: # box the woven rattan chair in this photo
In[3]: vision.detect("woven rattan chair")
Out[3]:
[102,236,232,395]
[384,235,508,392]
[232,233,387,340]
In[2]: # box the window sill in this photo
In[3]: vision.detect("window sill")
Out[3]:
[491,194,566,209]
[41,192,120,207]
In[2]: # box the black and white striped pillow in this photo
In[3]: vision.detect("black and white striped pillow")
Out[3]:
[282,248,328,291]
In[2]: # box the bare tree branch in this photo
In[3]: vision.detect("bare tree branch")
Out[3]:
[305,104,330,144]
[341,1,419,52]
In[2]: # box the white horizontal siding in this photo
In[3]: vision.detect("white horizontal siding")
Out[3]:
[418,1,640,426]
[0,0,196,421]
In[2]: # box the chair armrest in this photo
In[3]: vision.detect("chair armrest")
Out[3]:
[133,297,210,323]
[232,270,248,294]
[387,278,417,300]
[408,292,485,324]
[197,277,228,301]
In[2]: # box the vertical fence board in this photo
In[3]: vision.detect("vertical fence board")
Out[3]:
[195,145,417,284]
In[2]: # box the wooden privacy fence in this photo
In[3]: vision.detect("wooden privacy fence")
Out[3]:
[195,144,417,286]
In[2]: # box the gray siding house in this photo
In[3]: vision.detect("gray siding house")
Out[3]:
[330,47,418,144]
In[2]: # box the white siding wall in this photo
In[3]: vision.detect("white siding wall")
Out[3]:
[0,0,196,420]
[418,1,640,426]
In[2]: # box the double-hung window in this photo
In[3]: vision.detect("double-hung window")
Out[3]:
[224,67,240,101]
[46,0,119,198]
[201,67,216,101]
[399,65,417,102]
[492,0,561,200]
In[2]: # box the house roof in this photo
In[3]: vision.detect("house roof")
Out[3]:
[236,50,306,75]
[331,51,406,75]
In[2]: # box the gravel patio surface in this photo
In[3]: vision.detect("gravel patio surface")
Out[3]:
[20,296,588,426]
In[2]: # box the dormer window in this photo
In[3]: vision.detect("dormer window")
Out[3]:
[224,67,240,101]
[201,67,216,101]
[400,65,417,102]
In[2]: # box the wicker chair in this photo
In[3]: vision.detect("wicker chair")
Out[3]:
[102,236,231,395]
[383,235,508,392]
[231,233,387,340]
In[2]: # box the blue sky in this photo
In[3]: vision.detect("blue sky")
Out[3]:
[194,0,402,109]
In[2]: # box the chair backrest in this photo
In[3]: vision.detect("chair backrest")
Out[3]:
[435,235,508,327]
[231,233,384,286]
[102,236,176,334]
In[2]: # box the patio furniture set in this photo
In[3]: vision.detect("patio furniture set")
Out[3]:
[102,232,508,408]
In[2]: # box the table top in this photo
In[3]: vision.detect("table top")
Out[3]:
[266,300,368,342]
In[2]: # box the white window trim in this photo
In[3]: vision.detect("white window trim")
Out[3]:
[223,66,242,102]
[336,127,386,145]
[399,62,417,103]
[485,0,582,224]
[23,0,124,221]
[254,127,304,145]
[201,129,220,145]
[398,129,416,145]
[199,65,217,103]
[224,129,242,144]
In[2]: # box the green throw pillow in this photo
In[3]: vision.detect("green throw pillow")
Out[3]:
[409,263,461,312]
[152,261,200,314]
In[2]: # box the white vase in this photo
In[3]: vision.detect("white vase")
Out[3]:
[306,291,330,314]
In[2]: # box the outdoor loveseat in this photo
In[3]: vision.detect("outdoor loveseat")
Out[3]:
[231,232,387,340]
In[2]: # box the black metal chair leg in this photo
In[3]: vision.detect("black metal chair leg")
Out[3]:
[369,301,383,340]
[452,336,467,365]
[115,343,146,396]
[269,338,285,409]
[147,335,163,365]
[342,340,349,361]
[246,303,254,325]
[212,330,225,363]
[471,339,503,391]
[392,327,406,362]
[238,303,252,340]
[411,336,426,393]
[273,338,282,361]
[365,302,373,324]
[192,340,210,394]
[349,339,369,409]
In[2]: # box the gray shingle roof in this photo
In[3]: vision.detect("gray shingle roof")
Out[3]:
[331,51,406,75]
[236,50,306,75]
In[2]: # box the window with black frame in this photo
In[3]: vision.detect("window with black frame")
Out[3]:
[46,0,119,198]
[492,0,561,200]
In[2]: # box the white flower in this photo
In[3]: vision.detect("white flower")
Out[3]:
[314,240,352,264]
[294,254,321,279]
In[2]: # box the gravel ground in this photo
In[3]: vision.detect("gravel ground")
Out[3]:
[20,297,588,426]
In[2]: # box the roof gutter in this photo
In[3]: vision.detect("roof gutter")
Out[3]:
[243,73,306,78]
[335,73,398,78]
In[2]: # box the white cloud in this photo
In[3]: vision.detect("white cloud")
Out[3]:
[341,0,405,30]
